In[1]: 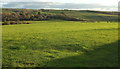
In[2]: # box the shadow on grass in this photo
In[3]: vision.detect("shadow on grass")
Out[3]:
[92,28,119,31]
[45,40,119,67]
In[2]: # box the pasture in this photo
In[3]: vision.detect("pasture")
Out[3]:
[2,21,118,67]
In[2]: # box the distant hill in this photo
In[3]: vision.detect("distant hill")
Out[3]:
[2,8,119,22]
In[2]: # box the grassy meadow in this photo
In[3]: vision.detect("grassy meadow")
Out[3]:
[2,21,118,67]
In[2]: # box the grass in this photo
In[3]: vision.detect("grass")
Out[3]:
[45,10,118,21]
[2,21,118,67]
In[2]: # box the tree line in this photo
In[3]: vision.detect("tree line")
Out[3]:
[2,8,85,22]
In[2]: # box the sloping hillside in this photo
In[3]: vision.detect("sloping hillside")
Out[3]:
[2,8,119,22]
[45,10,118,22]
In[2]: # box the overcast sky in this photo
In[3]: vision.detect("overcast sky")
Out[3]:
[1,0,119,11]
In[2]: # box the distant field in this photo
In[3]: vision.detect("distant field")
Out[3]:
[2,21,118,67]
[2,9,119,22]
[45,10,118,21]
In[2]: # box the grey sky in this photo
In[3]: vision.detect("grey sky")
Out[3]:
[1,0,119,11]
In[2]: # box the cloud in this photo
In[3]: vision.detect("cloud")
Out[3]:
[2,0,46,2]
[2,2,117,11]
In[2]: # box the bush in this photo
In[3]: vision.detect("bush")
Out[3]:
[2,21,31,25]
[22,22,31,24]
[16,21,21,24]
[10,21,17,24]
[19,22,23,24]
[23,21,26,24]
[26,22,31,24]
[4,21,10,25]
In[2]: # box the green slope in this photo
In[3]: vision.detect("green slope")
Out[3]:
[2,21,118,67]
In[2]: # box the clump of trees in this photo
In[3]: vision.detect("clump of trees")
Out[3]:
[2,21,31,25]
[2,8,86,22]
[4,8,116,22]
[2,9,49,21]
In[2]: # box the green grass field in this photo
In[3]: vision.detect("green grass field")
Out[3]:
[2,21,118,67]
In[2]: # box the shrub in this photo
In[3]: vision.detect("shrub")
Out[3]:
[26,22,31,24]
[10,21,17,24]
[2,23,4,25]
[16,21,20,24]
[23,21,26,24]
[3,21,31,25]
[19,22,23,24]
[4,21,10,25]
